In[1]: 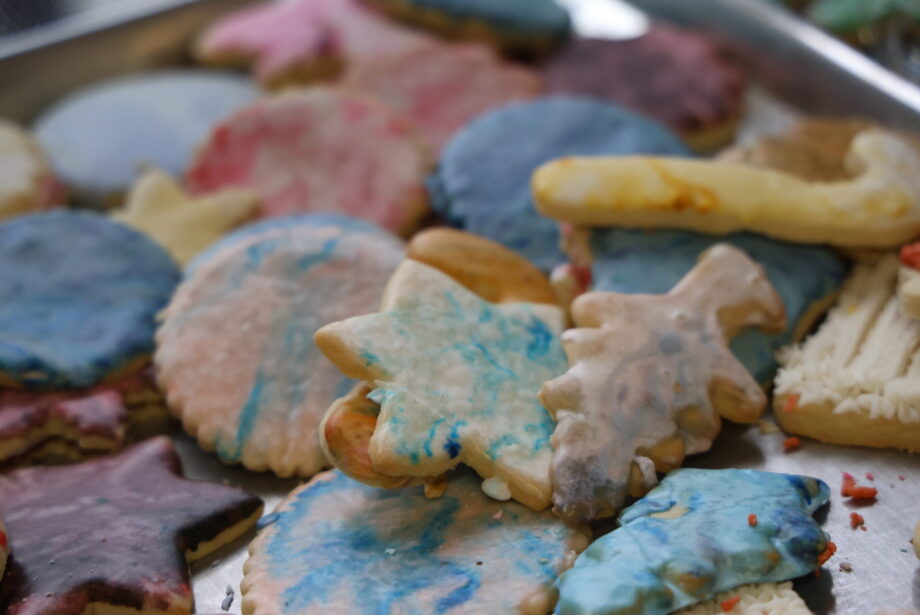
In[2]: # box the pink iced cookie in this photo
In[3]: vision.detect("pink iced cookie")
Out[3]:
[186,89,429,235]
[343,41,541,153]
[196,0,429,87]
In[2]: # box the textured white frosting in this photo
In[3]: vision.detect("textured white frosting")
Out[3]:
[677,582,812,615]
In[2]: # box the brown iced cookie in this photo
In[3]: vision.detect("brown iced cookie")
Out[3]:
[0,437,263,615]
[542,24,746,152]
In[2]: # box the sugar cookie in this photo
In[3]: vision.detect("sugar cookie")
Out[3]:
[677,582,812,615]
[898,241,920,319]
[0,121,61,220]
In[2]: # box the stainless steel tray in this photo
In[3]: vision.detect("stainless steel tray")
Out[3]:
[0,1,917,613]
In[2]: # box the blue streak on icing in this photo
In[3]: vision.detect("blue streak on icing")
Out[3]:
[401,0,571,37]
[589,228,848,383]
[263,471,573,614]
[525,316,554,360]
[0,211,180,389]
[429,97,690,271]
[257,512,281,530]
[556,469,831,615]
[444,420,466,459]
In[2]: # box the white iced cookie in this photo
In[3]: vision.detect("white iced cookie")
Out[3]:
[0,121,60,220]
[112,169,257,265]
[775,254,920,452]
[533,129,920,248]
[677,582,812,614]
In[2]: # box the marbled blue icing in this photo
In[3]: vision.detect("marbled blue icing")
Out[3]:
[429,97,690,271]
[556,468,830,615]
[253,470,579,614]
[589,229,847,383]
[400,0,571,38]
[0,211,180,389]
[34,70,257,197]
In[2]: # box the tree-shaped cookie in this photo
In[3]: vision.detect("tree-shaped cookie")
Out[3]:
[315,260,568,510]
[540,244,786,521]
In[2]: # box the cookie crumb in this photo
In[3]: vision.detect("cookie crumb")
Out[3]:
[758,420,779,434]
[839,561,853,573]
[424,478,447,499]
[782,436,800,452]
[492,510,503,520]
[221,586,234,611]
[720,595,741,612]
[481,476,511,501]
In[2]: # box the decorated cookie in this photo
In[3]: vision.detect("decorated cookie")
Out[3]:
[365,0,571,55]
[578,228,848,383]
[540,245,786,521]
[677,582,812,615]
[0,437,262,615]
[243,469,590,615]
[186,88,429,235]
[774,254,920,452]
[112,169,258,266]
[0,211,180,390]
[34,70,257,203]
[315,260,567,510]
[543,25,745,151]
[898,241,920,319]
[407,228,558,304]
[717,117,873,181]
[555,468,831,615]
[429,97,690,271]
[0,121,61,220]
[533,128,920,248]
[343,41,539,153]
[156,215,404,477]
[0,518,7,582]
[195,0,429,88]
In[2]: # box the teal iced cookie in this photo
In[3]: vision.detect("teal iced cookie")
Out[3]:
[34,70,257,202]
[242,470,590,615]
[0,211,180,390]
[589,229,847,383]
[556,468,831,615]
[429,97,691,272]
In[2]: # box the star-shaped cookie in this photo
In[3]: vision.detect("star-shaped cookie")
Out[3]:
[540,244,786,521]
[112,169,257,265]
[315,260,568,510]
[0,437,263,615]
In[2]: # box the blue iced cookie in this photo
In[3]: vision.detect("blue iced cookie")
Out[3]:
[242,470,590,615]
[0,211,180,389]
[429,97,691,271]
[367,0,571,54]
[34,70,257,202]
[589,229,848,383]
[556,468,831,615]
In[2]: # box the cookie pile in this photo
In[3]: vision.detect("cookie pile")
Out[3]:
[0,0,917,613]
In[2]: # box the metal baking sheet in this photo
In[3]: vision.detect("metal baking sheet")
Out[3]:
[0,0,917,613]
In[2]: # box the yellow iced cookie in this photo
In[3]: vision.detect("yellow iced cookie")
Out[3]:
[533,129,920,248]
[112,169,257,265]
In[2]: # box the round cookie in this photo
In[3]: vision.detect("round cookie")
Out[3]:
[0,211,180,390]
[34,70,257,204]
[242,470,590,615]
[186,88,429,235]
[0,121,62,221]
[428,96,690,271]
[342,41,540,153]
[156,215,404,477]
[365,0,571,56]
[543,25,746,152]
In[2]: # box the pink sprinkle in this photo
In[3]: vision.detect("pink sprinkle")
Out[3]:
[898,475,905,481]
[492,510,503,520]
[865,472,874,481]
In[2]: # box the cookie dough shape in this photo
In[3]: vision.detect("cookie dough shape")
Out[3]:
[186,88,429,235]
[315,260,568,510]
[429,97,690,271]
[555,468,831,615]
[195,0,429,87]
[540,245,786,521]
[677,583,812,615]
[343,41,539,153]
[0,211,180,390]
[365,0,571,55]
[113,169,257,266]
[0,437,263,615]
[34,70,257,202]
[774,254,920,452]
[586,229,847,383]
[543,25,745,151]
[0,121,61,221]
[156,215,405,477]
[243,470,590,615]
[533,128,920,248]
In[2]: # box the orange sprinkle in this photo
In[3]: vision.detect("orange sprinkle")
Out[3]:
[900,242,920,270]
[849,485,877,500]
[748,514,758,527]
[841,472,856,496]
[817,541,837,566]
[850,512,865,529]
[781,394,799,413]
[783,436,801,452]
[720,596,741,612]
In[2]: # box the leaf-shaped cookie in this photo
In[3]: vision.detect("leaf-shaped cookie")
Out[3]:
[540,244,786,521]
